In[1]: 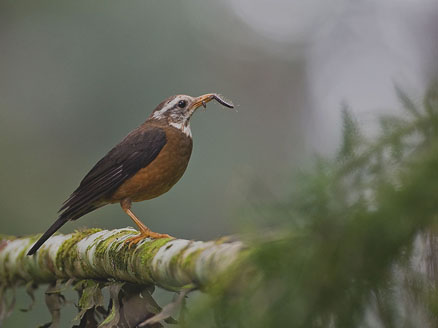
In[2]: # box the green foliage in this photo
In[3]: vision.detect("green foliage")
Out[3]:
[188,81,438,327]
[1,83,437,327]
[338,103,362,159]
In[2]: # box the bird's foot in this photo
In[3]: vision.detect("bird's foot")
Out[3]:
[126,230,173,248]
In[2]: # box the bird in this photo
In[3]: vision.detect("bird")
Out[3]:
[27,93,234,255]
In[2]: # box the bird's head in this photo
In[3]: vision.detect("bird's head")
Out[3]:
[148,93,233,137]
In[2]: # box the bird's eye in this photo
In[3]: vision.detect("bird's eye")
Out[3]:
[177,100,187,108]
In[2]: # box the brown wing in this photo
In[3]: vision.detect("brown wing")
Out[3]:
[27,125,167,255]
[59,125,167,220]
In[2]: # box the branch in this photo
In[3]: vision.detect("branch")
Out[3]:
[0,228,244,290]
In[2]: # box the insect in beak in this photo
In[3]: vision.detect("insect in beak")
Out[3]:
[191,93,234,111]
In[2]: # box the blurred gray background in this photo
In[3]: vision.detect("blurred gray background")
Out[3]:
[1,0,437,326]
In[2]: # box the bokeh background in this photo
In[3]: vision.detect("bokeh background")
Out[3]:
[1,0,437,326]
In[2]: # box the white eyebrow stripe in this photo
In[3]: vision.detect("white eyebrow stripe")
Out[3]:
[152,97,181,119]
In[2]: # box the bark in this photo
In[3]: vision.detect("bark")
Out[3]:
[0,228,243,290]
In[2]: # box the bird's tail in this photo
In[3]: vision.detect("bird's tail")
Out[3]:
[27,203,101,255]
[27,218,68,255]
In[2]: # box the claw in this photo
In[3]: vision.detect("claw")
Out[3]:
[125,231,172,248]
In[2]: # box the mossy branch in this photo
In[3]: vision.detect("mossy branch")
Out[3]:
[0,228,243,291]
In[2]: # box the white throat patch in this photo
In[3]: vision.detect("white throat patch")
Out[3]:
[169,122,192,137]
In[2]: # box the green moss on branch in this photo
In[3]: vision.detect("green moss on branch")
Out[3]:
[0,229,243,291]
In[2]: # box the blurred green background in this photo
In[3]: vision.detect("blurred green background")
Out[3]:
[1,0,437,326]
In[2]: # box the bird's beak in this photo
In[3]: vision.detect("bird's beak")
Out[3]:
[190,93,234,111]
[190,94,215,111]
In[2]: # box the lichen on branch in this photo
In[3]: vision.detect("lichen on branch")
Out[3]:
[0,228,243,290]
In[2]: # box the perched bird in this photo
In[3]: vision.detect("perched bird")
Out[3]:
[27,93,234,255]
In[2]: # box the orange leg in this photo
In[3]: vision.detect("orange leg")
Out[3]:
[120,198,172,248]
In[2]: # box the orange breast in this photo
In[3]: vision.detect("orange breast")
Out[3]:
[109,126,193,202]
